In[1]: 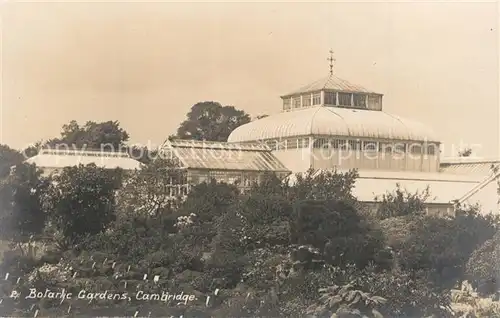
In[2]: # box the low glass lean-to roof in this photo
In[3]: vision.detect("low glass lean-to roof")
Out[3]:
[24,149,142,170]
[161,139,290,172]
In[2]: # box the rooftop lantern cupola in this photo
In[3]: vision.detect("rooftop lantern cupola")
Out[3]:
[280,50,384,112]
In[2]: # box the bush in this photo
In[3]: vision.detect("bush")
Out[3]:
[44,164,122,245]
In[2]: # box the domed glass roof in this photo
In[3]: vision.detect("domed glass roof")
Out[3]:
[227,106,439,143]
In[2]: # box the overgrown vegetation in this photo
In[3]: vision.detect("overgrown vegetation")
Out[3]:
[0,160,499,317]
[1,114,499,317]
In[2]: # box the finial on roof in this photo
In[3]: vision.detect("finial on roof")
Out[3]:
[327,49,336,75]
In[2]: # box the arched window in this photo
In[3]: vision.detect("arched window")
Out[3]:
[408,144,422,154]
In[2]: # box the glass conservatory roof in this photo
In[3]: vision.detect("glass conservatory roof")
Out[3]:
[161,139,290,172]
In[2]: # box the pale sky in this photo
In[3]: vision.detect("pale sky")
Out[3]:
[1,1,498,159]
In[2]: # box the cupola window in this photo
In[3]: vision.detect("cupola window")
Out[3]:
[324,92,337,105]
[368,95,382,109]
[302,94,312,107]
[312,93,321,105]
[283,98,291,110]
[353,94,367,108]
[338,93,352,106]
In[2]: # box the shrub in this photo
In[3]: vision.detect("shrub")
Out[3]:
[44,164,122,245]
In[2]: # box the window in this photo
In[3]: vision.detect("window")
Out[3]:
[379,143,393,153]
[313,138,329,148]
[283,98,291,110]
[408,144,422,154]
[312,93,321,105]
[363,142,377,152]
[287,138,298,149]
[276,139,287,150]
[227,175,240,184]
[292,96,301,108]
[300,138,310,148]
[394,143,406,154]
[368,95,381,109]
[324,92,336,105]
[302,94,312,107]
[338,140,348,150]
[427,144,437,155]
[331,139,340,149]
[338,93,352,106]
[353,94,367,108]
[189,175,199,184]
[348,140,361,151]
[265,140,276,150]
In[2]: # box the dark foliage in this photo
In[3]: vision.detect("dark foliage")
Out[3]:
[0,144,24,179]
[175,101,251,141]
[44,164,123,246]
[44,120,130,150]
[0,163,48,243]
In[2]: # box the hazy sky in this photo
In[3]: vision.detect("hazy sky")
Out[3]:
[1,1,498,159]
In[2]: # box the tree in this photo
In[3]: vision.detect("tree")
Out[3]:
[22,141,43,158]
[466,230,500,295]
[0,163,48,245]
[492,164,500,204]
[374,184,431,219]
[45,120,130,150]
[458,148,472,157]
[287,168,359,204]
[380,210,497,289]
[116,158,183,218]
[127,145,157,165]
[176,101,251,141]
[0,144,24,179]
[44,164,123,247]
